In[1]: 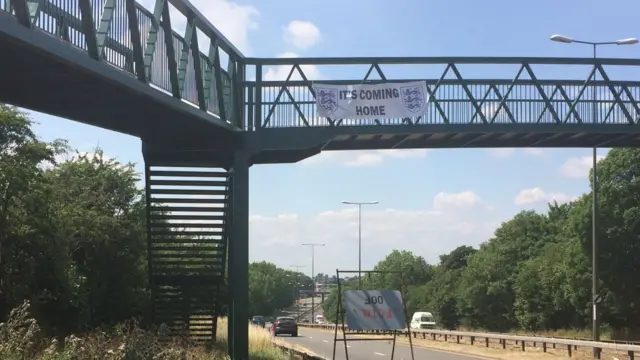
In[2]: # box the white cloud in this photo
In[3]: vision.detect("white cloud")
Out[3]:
[488,149,515,158]
[560,155,605,179]
[487,148,545,158]
[250,191,503,273]
[138,0,260,55]
[433,191,480,211]
[283,20,321,49]
[514,187,576,206]
[300,149,428,167]
[264,52,322,81]
[523,148,545,156]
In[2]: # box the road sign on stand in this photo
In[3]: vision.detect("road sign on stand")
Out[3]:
[332,270,415,360]
[344,290,406,331]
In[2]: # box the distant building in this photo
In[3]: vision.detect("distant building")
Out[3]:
[315,283,338,293]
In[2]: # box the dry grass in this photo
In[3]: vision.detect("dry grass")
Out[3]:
[401,331,630,360]
[311,327,633,360]
[0,300,289,360]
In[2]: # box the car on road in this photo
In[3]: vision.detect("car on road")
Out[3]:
[271,316,298,337]
[251,315,266,328]
[409,311,436,330]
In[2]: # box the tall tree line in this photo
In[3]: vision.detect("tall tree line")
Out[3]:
[324,148,640,338]
[0,105,308,336]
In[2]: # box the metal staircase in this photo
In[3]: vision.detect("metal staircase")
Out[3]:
[145,165,231,342]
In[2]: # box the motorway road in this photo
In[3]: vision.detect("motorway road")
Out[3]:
[277,326,482,360]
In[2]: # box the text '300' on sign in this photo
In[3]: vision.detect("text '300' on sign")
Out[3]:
[312,82,429,120]
[343,290,406,331]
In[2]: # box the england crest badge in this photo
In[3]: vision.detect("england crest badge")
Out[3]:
[400,85,426,113]
[316,87,339,116]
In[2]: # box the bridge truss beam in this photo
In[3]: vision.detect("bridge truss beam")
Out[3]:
[244,57,640,130]
[240,56,640,162]
[0,0,244,132]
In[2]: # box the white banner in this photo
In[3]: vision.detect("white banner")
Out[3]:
[312,81,428,120]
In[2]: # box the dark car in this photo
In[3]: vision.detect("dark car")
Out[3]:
[251,315,266,328]
[272,316,298,337]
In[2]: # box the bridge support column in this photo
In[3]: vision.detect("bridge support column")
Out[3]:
[228,150,250,360]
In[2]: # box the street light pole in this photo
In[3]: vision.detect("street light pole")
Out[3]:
[302,243,325,323]
[290,264,305,320]
[301,243,326,289]
[550,34,638,357]
[342,201,379,289]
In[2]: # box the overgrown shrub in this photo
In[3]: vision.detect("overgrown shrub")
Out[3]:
[0,301,287,360]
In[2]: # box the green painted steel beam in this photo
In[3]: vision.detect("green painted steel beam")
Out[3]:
[78,0,99,60]
[595,64,635,124]
[226,58,236,125]
[95,0,115,59]
[248,79,640,86]
[213,42,227,122]
[245,56,640,66]
[235,63,245,129]
[190,22,207,111]
[203,43,217,113]
[229,151,250,360]
[168,0,245,59]
[177,15,195,94]
[159,0,181,98]
[125,0,146,82]
[55,21,69,41]
[12,0,41,28]
[143,0,166,82]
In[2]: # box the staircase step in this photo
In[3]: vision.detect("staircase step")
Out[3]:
[146,165,230,341]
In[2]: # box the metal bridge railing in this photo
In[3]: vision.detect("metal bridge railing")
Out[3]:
[3,0,640,133]
[1,0,243,127]
[242,57,640,130]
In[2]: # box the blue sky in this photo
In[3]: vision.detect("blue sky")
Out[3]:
[28,0,640,276]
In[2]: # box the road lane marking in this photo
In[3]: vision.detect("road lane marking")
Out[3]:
[323,340,329,343]
[374,352,385,356]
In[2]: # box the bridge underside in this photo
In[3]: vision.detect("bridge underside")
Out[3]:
[141,125,640,167]
[0,13,238,148]
[243,125,640,164]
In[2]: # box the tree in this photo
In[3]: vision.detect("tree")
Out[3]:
[248,262,312,317]
[49,151,148,329]
[367,250,434,290]
[0,108,150,337]
[439,245,476,272]
[513,239,589,331]
[580,149,640,329]
[456,211,553,331]
[0,105,67,322]
[413,246,478,329]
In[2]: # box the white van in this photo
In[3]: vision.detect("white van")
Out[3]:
[315,315,325,324]
[409,311,436,330]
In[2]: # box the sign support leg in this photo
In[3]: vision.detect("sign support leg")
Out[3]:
[400,272,415,360]
[391,330,397,360]
[332,269,341,360]
[339,270,351,360]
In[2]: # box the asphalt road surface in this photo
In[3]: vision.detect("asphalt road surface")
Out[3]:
[277,326,482,360]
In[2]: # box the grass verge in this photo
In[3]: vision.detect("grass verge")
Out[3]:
[0,300,289,360]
